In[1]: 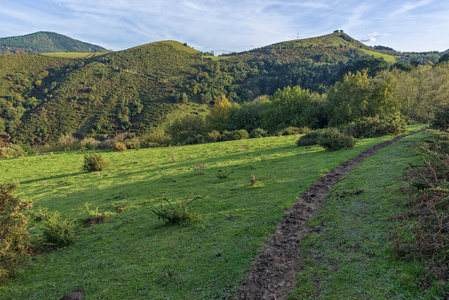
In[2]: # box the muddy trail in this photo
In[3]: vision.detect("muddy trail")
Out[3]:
[239,129,425,300]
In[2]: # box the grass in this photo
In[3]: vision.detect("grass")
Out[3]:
[41,52,109,58]
[0,126,425,298]
[289,128,448,299]
[362,49,399,63]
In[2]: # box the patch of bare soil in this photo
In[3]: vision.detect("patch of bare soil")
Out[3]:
[239,130,425,300]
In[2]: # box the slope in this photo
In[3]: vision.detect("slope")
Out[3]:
[0,31,106,54]
[1,32,396,145]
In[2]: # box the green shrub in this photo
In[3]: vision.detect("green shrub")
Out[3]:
[0,144,26,160]
[84,142,96,150]
[430,104,449,131]
[43,212,75,248]
[125,141,140,150]
[221,129,249,141]
[297,130,323,147]
[0,182,32,281]
[278,126,310,136]
[82,153,108,172]
[150,196,201,226]
[318,128,356,151]
[250,128,268,138]
[342,115,406,138]
[111,142,127,151]
[205,130,221,142]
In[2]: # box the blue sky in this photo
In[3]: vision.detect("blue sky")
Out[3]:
[1,0,448,53]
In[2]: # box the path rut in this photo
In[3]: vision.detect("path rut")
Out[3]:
[239,129,424,299]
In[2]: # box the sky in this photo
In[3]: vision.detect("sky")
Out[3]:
[0,0,448,53]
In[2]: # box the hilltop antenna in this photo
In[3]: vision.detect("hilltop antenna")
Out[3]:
[297,33,299,39]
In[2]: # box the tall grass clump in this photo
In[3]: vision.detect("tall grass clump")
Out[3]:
[150,196,201,226]
[0,182,32,281]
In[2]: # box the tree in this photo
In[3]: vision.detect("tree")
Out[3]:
[206,95,239,132]
[327,70,400,126]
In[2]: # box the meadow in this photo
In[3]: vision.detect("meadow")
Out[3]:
[0,128,425,299]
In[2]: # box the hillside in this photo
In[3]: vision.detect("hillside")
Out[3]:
[0,31,106,54]
[0,32,397,145]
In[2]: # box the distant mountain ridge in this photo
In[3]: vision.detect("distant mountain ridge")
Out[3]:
[0,31,107,54]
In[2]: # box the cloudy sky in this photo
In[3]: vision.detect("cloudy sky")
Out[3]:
[1,0,448,53]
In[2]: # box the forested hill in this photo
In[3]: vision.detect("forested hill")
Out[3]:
[0,32,397,145]
[0,31,107,54]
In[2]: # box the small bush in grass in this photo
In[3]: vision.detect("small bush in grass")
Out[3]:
[278,126,310,136]
[430,104,449,131]
[43,212,75,248]
[111,142,127,151]
[318,128,356,151]
[150,196,201,226]
[250,128,268,138]
[217,169,229,179]
[190,163,205,175]
[297,130,323,147]
[0,182,32,281]
[82,153,108,172]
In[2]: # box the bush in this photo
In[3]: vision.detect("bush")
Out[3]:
[205,130,221,142]
[278,126,310,136]
[430,104,449,131]
[43,212,75,248]
[297,130,323,147]
[150,196,201,226]
[0,144,26,160]
[125,141,140,150]
[318,128,356,151]
[111,142,127,151]
[0,182,32,281]
[221,129,249,141]
[250,128,268,138]
[342,115,406,138]
[82,153,108,172]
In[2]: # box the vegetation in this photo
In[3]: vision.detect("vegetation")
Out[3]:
[82,153,108,172]
[289,130,449,298]
[0,182,32,281]
[0,31,106,54]
[0,130,416,298]
[317,128,356,151]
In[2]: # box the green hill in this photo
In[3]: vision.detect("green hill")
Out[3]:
[0,31,106,54]
[0,32,397,145]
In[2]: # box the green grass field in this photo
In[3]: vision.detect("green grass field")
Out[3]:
[0,125,430,299]
[362,49,399,63]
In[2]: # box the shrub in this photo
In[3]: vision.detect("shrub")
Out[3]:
[82,153,108,172]
[0,182,32,281]
[111,142,127,151]
[205,130,221,142]
[221,129,249,141]
[125,141,140,150]
[342,114,406,138]
[150,196,201,226]
[0,144,26,160]
[250,128,268,138]
[190,163,205,175]
[43,212,75,248]
[278,126,310,136]
[296,130,323,147]
[318,128,356,151]
[430,104,449,131]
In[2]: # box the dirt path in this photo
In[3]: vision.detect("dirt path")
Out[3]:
[238,129,425,300]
